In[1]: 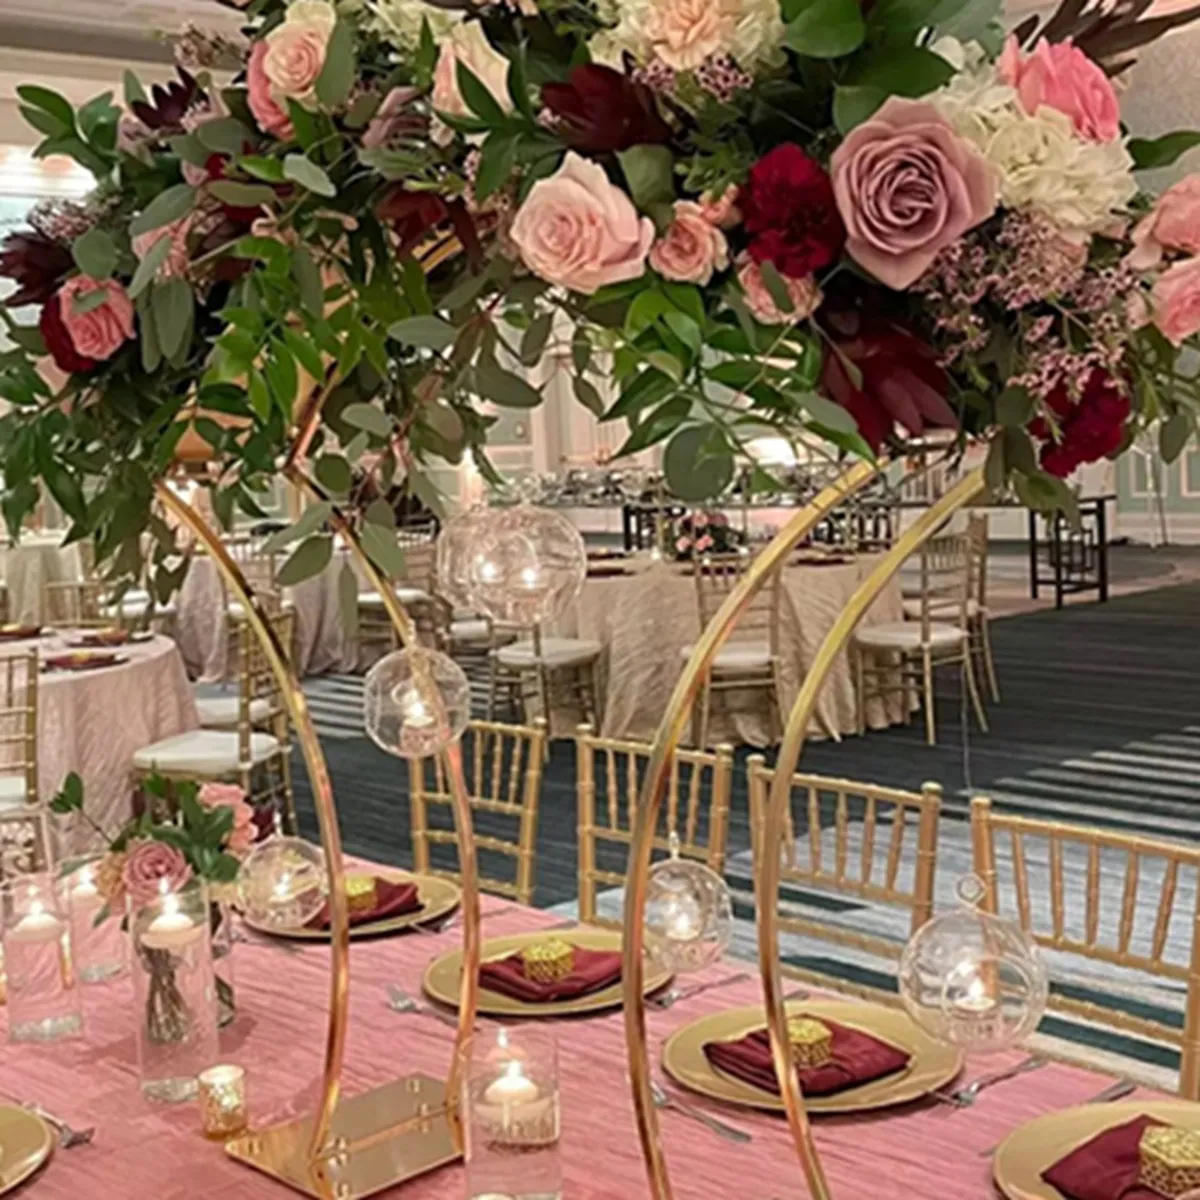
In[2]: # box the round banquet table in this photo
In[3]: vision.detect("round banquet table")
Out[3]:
[547,553,909,745]
[0,535,84,625]
[9,632,199,852]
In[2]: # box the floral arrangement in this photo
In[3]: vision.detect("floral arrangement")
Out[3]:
[673,508,741,558]
[3,0,1200,586]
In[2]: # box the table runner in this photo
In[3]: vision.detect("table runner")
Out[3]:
[0,894,1164,1199]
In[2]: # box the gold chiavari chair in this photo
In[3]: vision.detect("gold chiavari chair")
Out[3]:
[409,718,548,904]
[748,757,942,1001]
[853,524,988,745]
[220,534,282,612]
[576,724,733,927]
[0,651,48,877]
[971,796,1200,1096]
[132,608,298,834]
[686,552,782,750]
[42,578,174,632]
[490,624,602,733]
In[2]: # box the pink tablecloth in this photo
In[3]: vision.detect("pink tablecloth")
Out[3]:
[0,896,1160,1199]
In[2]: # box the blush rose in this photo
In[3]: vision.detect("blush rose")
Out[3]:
[431,22,513,144]
[1128,175,1200,270]
[262,0,335,103]
[199,781,256,855]
[55,277,135,362]
[1152,256,1200,346]
[736,255,822,324]
[247,42,294,139]
[649,201,729,284]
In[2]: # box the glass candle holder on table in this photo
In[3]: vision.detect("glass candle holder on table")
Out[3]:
[63,857,126,983]
[2,872,83,1042]
[464,1027,562,1200]
[198,1064,248,1139]
[129,879,219,1102]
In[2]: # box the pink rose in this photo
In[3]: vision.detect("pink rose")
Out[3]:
[736,254,822,324]
[1152,256,1200,345]
[247,42,294,139]
[123,840,193,909]
[691,511,709,529]
[56,276,135,362]
[509,152,654,294]
[997,35,1120,143]
[198,782,256,855]
[1128,176,1200,270]
[695,533,714,552]
[830,97,996,291]
[644,0,740,71]
[432,22,512,144]
[132,213,193,282]
[675,535,692,553]
[649,200,729,284]
[699,185,741,229]
[262,0,335,103]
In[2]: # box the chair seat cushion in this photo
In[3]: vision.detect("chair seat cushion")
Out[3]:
[449,618,495,643]
[854,621,967,651]
[360,588,430,608]
[902,598,983,621]
[496,637,601,669]
[678,642,773,674]
[194,694,274,729]
[103,594,176,618]
[132,729,279,774]
[0,775,29,810]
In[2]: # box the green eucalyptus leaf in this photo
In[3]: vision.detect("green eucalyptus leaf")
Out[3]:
[795,390,858,433]
[784,0,865,58]
[617,145,675,212]
[995,385,1034,428]
[475,364,542,408]
[262,501,333,553]
[574,376,605,416]
[338,560,360,640]
[342,402,392,437]
[195,117,254,156]
[129,185,196,238]
[276,534,334,586]
[316,19,357,110]
[72,228,117,280]
[663,425,734,502]
[984,436,1007,496]
[758,261,797,315]
[128,235,172,299]
[1129,131,1200,171]
[520,312,553,364]
[361,523,408,578]
[1161,411,1194,462]
[474,132,519,203]
[291,245,325,316]
[239,155,287,183]
[389,315,456,349]
[284,154,336,197]
[314,453,353,496]
[152,278,193,362]
[850,47,954,98]
[207,180,278,208]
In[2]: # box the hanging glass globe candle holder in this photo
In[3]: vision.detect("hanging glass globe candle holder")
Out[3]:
[463,504,586,627]
[239,836,326,930]
[435,506,489,612]
[897,875,1048,1054]
[364,646,470,760]
[644,834,733,974]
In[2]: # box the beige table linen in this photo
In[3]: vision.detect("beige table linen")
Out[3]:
[0,536,83,624]
[547,554,907,745]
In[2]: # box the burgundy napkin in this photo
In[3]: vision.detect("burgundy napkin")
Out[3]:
[42,652,123,671]
[0,625,41,641]
[480,946,623,1003]
[1041,1115,1167,1200]
[307,878,422,930]
[702,1015,910,1097]
[72,630,133,648]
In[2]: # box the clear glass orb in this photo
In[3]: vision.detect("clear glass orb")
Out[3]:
[436,507,489,611]
[363,647,470,759]
[239,836,326,930]
[898,876,1048,1054]
[464,504,586,626]
[644,838,733,974]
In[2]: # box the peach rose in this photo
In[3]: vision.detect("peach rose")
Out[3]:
[509,152,654,294]
[644,0,740,71]
[736,254,822,324]
[57,277,135,361]
[830,97,996,291]
[199,781,256,855]
[263,0,335,103]
[1152,256,1200,345]
[432,22,513,144]
[1128,176,1200,270]
[649,201,729,284]
[699,185,741,229]
[247,41,294,139]
[132,213,193,282]
[997,35,1120,143]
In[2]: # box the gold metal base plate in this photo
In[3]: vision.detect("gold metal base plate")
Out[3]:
[225,1074,460,1199]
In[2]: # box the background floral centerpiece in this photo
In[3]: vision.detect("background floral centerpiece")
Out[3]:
[673,508,743,558]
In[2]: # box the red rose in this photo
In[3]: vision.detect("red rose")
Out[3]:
[39,293,97,374]
[542,65,670,153]
[742,144,845,278]
[1031,370,1129,478]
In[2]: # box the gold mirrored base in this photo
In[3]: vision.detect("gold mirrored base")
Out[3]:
[225,1074,460,1199]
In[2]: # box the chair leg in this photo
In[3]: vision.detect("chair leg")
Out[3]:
[922,648,936,746]
[536,664,551,730]
[696,674,713,751]
[979,615,1000,702]
[963,646,990,733]
[486,653,499,721]
[853,644,866,737]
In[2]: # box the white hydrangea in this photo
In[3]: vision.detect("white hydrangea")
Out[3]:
[367,0,462,51]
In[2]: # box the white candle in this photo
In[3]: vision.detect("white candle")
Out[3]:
[484,1061,539,1109]
[142,891,201,951]
[952,974,1003,1042]
[72,867,100,906]
[478,1060,557,1146]
[403,692,434,729]
[10,901,63,944]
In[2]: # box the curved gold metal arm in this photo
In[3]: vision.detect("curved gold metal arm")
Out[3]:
[622,459,883,1200]
[757,465,986,1199]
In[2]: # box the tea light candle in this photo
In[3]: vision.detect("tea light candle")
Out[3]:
[479,1060,554,1142]
[71,866,101,909]
[952,974,1002,1042]
[198,1064,248,1139]
[10,900,63,944]
[141,891,201,951]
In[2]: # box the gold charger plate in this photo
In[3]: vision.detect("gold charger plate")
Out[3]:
[661,999,963,1115]
[422,927,673,1017]
[993,1099,1200,1199]
[244,869,461,941]
[0,1106,53,1195]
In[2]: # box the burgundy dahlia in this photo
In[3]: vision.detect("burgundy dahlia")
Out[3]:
[742,144,845,278]
[541,65,670,154]
[1030,370,1130,478]
[38,294,97,374]
[0,229,74,308]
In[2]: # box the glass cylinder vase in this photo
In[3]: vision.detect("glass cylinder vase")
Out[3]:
[464,1027,561,1200]
[209,901,235,1029]
[63,857,126,983]
[2,872,83,1042]
[129,880,219,1102]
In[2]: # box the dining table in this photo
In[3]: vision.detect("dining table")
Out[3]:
[0,890,1168,1199]
[0,536,84,626]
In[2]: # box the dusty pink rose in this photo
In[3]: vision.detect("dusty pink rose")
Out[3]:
[644,0,740,71]
[830,97,996,291]
[675,535,692,554]
[262,0,335,102]
[736,254,822,324]
[247,41,294,139]
[1153,256,1200,345]
[56,276,135,362]
[699,185,741,229]
[132,214,193,282]
[123,840,193,908]
[199,782,256,855]
[649,201,729,284]
[1128,176,1200,270]
[509,152,654,294]
[432,22,512,144]
[997,35,1120,143]
[362,86,421,150]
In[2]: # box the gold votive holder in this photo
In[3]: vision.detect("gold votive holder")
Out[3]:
[787,1017,833,1068]
[344,874,377,916]
[520,938,575,984]
[198,1064,248,1139]
[1141,1126,1200,1197]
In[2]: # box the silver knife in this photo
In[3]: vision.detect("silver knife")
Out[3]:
[977,1079,1136,1156]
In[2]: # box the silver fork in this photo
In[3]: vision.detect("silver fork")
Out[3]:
[21,1102,95,1148]
[410,906,514,937]
[386,984,460,1028]
[650,1082,752,1144]
[935,1055,1048,1108]
[976,1078,1135,1156]
[648,972,751,1011]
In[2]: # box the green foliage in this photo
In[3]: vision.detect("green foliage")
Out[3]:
[784,0,866,58]
[1129,132,1200,171]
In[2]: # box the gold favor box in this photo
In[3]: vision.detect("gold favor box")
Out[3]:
[787,1017,833,1068]
[344,874,378,916]
[520,938,575,984]
[1140,1126,1200,1197]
